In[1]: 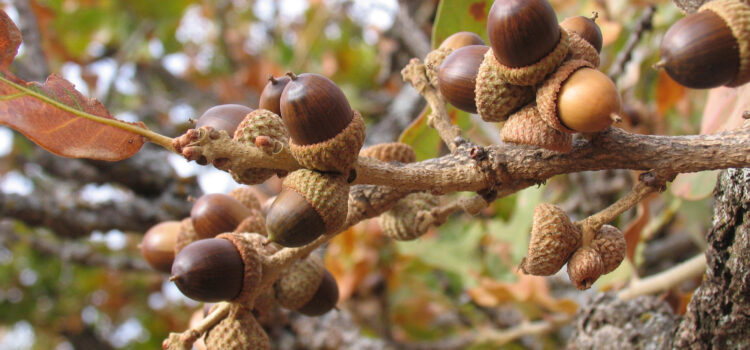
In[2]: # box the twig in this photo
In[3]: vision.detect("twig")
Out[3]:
[608,5,656,80]
[162,302,231,350]
[475,313,573,346]
[618,253,706,300]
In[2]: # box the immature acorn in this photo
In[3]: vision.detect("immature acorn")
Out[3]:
[195,104,253,136]
[658,0,750,88]
[567,246,604,290]
[438,45,489,113]
[520,203,582,276]
[487,0,561,68]
[281,73,365,173]
[359,142,416,164]
[191,193,253,239]
[266,169,349,247]
[561,14,603,53]
[231,109,289,185]
[424,31,486,86]
[590,224,626,274]
[205,305,270,350]
[274,255,339,316]
[258,75,292,115]
[140,221,180,273]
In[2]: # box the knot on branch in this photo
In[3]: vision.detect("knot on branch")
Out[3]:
[401,58,430,94]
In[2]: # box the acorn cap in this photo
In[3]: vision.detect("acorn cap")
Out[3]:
[228,186,262,211]
[424,47,454,88]
[567,246,604,290]
[174,217,199,256]
[140,221,180,273]
[379,192,439,241]
[191,193,253,239]
[700,0,750,87]
[216,232,265,304]
[170,238,245,302]
[289,110,366,174]
[231,109,289,185]
[259,75,292,116]
[520,203,582,276]
[266,169,349,247]
[565,30,600,67]
[475,49,535,122]
[536,59,594,133]
[233,209,267,236]
[274,254,325,310]
[501,104,573,153]
[491,28,569,86]
[205,305,270,350]
[297,269,339,316]
[438,45,489,113]
[252,287,278,325]
[359,142,417,163]
[195,104,254,136]
[590,224,626,274]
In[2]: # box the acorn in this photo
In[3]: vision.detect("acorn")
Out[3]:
[561,14,603,52]
[359,142,416,164]
[140,221,180,273]
[590,224,626,274]
[379,192,439,241]
[438,45,489,113]
[475,48,536,122]
[297,270,339,316]
[567,246,604,290]
[501,104,573,152]
[520,203,582,276]
[487,0,560,68]
[170,238,246,302]
[195,104,253,136]
[205,305,270,350]
[274,255,339,316]
[258,75,292,115]
[657,0,750,88]
[174,217,199,255]
[438,31,486,50]
[266,169,349,247]
[281,73,365,173]
[191,193,253,239]
[231,109,289,185]
[424,32,486,87]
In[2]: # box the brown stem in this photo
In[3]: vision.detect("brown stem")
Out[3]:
[618,254,706,300]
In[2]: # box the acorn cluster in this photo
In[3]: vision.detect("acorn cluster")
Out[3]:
[429,0,621,152]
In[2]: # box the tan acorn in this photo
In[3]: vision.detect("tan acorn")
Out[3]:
[281,73,365,173]
[274,255,339,316]
[140,221,180,273]
[205,305,270,350]
[657,0,750,88]
[567,246,604,290]
[590,224,626,274]
[191,193,253,239]
[561,14,603,53]
[379,192,439,241]
[195,104,253,136]
[501,104,573,152]
[359,142,416,164]
[228,186,262,211]
[174,217,199,255]
[266,169,349,247]
[520,203,582,276]
[231,109,289,185]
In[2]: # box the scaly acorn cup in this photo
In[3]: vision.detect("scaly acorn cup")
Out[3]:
[215,232,267,305]
[258,75,292,116]
[274,254,324,311]
[567,246,604,290]
[191,193,253,239]
[174,218,199,255]
[297,269,339,316]
[565,30,600,67]
[537,59,621,133]
[195,104,253,136]
[590,224,626,274]
[379,192,439,241]
[658,0,750,88]
[424,31,486,87]
[231,109,289,185]
[561,14,603,53]
[438,45,490,113]
[359,142,416,164]
[234,209,267,236]
[228,186,262,211]
[487,0,561,68]
[266,169,349,247]
[281,73,365,174]
[501,104,573,152]
[140,221,180,273]
[205,305,270,350]
[475,49,535,122]
[520,203,582,276]
[490,29,570,86]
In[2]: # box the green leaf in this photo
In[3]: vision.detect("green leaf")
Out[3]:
[432,0,493,49]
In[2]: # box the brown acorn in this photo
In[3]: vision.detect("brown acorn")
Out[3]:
[438,31,486,50]
[274,255,339,316]
[520,203,582,276]
[561,14,603,52]
[590,225,626,274]
[567,246,604,290]
[191,193,253,239]
[266,169,349,247]
[258,75,291,115]
[487,0,560,68]
[281,73,365,173]
[438,45,489,113]
[658,0,750,89]
[195,104,253,136]
[205,305,270,350]
[170,238,245,302]
[297,270,339,316]
[140,221,180,273]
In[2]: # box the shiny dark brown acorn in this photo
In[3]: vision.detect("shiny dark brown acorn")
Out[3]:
[438,31,485,50]
[191,193,252,239]
[195,104,254,136]
[170,238,244,302]
[280,73,352,146]
[561,14,603,52]
[258,75,291,115]
[438,45,489,113]
[140,221,180,273]
[297,270,340,316]
[265,189,326,247]
[658,10,740,89]
[487,0,560,67]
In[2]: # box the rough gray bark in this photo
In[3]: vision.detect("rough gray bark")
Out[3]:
[674,168,750,349]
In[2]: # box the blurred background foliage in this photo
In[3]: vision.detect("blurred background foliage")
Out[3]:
[0,0,745,348]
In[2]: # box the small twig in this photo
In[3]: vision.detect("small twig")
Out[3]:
[475,313,573,346]
[618,253,706,300]
[609,5,656,80]
[162,302,230,350]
